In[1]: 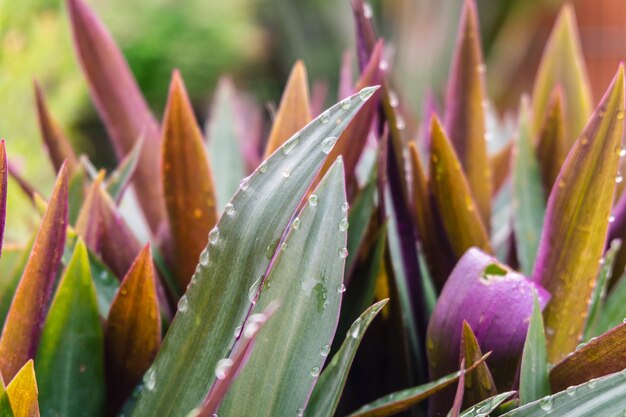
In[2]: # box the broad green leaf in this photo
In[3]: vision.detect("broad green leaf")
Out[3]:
[162,71,218,290]
[512,97,546,276]
[130,87,378,417]
[35,239,104,417]
[206,77,246,212]
[347,354,490,417]
[444,0,491,228]
[532,66,625,362]
[67,0,165,232]
[430,117,491,258]
[550,322,626,393]
[106,138,143,203]
[460,322,496,408]
[409,141,455,290]
[531,4,592,147]
[0,164,68,381]
[34,82,78,173]
[519,294,550,405]
[459,392,515,417]
[6,360,38,417]
[584,239,621,340]
[0,376,13,417]
[106,245,160,413]
[536,88,567,196]
[263,60,312,157]
[502,370,626,416]
[306,299,389,417]
[598,270,626,334]
[219,159,348,416]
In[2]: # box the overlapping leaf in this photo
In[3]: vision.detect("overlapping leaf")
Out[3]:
[460,322,496,408]
[532,66,625,362]
[536,88,567,195]
[6,360,39,417]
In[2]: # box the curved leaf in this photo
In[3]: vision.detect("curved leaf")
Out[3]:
[130,87,378,417]
[0,164,68,381]
[6,360,38,417]
[444,0,491,228]
[532,65,625,362]
[67,0,165,232]
[106,244,160,412]
[306,299,389,417]
[459,392,515,417]
[35,239,105,417]
[161,71,217,289]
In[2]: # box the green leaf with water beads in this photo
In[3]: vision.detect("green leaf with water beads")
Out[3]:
[459,391,515,416]
[520,294,550,405]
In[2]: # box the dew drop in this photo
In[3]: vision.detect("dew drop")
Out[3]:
[296,408,305,417]
[199,248,209,266]
[320,111,331,124]
[389,91,399,108]
[248,275,263,303]
[243,322,260,338]
[281,242,288,251]
[143,368,156,391]
[282,136,300,155]
[337,283,346,293]
[588,378,598,388]
[623,317,626,324]
[363,2,373,18]
[282,169,291,178]
[617,173,623,184]
[609,214,616,223]
[339,247,349,258]
[476,63,486,74]
[259,160,268,173]
[234,325,243,338]
[120,288,128,296]
[320,344,331,357]
[359,86,377,101]
[539,396,553,411]
[292,218,301,230]
[215,358,233,380]
[339,218,349,231]
[321,136,339,154]
[341,202,349,212]
[340,98,351,110]
[566,385,577,396]
[309,194,319,207]
[208,227,220,245]
[310,366,320,377]
[620,147,626,157]
[379,60,389,71]
[396,115,406,130]
[239,176,250,191]
[177,295,189,313]
[618,110,625,120]
[225,203,236,217]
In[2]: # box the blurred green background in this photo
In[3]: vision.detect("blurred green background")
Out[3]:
[0,0,624,241]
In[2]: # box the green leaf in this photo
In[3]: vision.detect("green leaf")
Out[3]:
[345,174,377,276]
[106,137,143,203]
[67,166,86,225]
[35,239,105,417]
[519,293,550,405]
[219,160,348,416]
[460,322,496,407]
[0,377,14,417]
[512,97,546,276]
[533,65,625,362]
[584,239,621,340]
[458,392,515,416]
[130,87,378,417]
[550,322,626,393]
[206,77,247,212]
[347,354,490,417]
[306,299,389,417]
[501,370,626,416]
[598,270,626,334]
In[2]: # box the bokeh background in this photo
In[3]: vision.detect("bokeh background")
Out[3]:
[0,0,625,241]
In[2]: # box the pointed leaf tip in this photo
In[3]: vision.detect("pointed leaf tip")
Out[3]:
[533,64,625,362]
[6,360,38,417]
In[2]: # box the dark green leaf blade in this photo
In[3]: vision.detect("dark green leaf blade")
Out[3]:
[519,293,550,405]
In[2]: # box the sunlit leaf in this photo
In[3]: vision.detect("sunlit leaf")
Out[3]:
[6,360,38,417]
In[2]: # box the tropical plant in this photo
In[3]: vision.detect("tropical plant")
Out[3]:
[1,0,626,416]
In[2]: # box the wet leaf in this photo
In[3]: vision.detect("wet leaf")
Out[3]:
[459,392,515,417]
[6,360,38,417]
[130,88,378,417]
[263,61,312,157]
[67,0,165,232]
[532,65,625,362]
[35,240,105,417]
[597,270,626,335]
[460,322,496,408]
[519,294,550,405]
[0,165,68,382]
[444,0,491,228]
[306,299,389,417]
[430,117,491,257]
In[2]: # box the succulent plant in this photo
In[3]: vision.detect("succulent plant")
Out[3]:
[1,0,626,416]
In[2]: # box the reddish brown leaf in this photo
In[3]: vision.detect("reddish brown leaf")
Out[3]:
[430,117,491,258]
[490,142,512,195]
[6,360,39,417]
[448,359,466,417]
[550,322,626,392]
[67,0,165,233]
[161,71,218,289]
[33,82,78,173]
[533,66,625,362]
[0,164,68,381]
[536,88,567,197]
[263,61,312,158]
[444,0,491,229]
[460,321,497,408]
[106,244,161,412]
[75,171,105,251]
